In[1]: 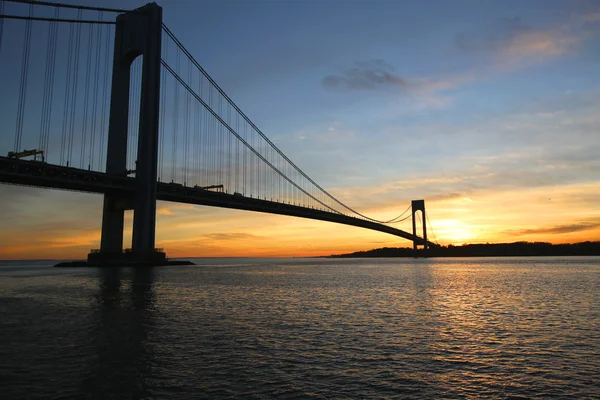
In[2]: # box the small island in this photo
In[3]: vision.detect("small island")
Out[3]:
[327,241,600,258]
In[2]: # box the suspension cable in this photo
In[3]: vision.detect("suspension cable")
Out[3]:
[162,60,342,214]
[426,212,439,244]
[0,15,116,24]
[385,203,412,224]
[390,212,412,224]
[4,0,127,13]
[161,24,412,224]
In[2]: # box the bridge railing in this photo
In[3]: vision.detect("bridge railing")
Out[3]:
[89,248,165,254]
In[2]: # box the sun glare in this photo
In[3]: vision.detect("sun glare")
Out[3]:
[435,219,476,244]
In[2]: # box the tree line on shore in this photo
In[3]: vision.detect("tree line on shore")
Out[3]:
[327,241,600,258]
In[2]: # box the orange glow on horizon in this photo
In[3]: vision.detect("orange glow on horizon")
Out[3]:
[1,180,599,260]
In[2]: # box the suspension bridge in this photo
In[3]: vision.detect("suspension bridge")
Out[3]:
[0,1,439,265]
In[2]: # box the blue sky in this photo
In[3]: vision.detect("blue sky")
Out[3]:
[1,0,599,258]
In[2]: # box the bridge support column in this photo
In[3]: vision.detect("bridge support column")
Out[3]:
[130,4,162,257]
[411,199,428,253]
[94,3,165,265]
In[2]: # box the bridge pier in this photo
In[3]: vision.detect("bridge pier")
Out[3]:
[99,195,129,253]
[411,199,428,255]
[90,3,171,266]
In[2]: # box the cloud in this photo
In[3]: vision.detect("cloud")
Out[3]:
[321,60,474,105]
[508,220,600,236]
[457,17,568,54]
[322,59,407,91]
[456,17,579,62]
[157,206,174,216]
[204,232,262,241]
[323,13,594,96]
[581,11,600,23]
[427,192,466,202]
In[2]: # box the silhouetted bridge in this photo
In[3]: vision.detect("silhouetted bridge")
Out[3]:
[0,1,437,264]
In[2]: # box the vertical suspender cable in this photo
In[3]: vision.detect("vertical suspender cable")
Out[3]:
[195,69,202,185]
[67,9,82,166]
[183,60,191,185]
[98,22,110,171]
[209,91,213,186]
[256,128,259,196]
[39,7,59,158]
[133,61,138,171]
[227,104,231,192]
[14,4,34,153]
[60,21,74,165]
[205,91,210,186]
[133,59,141,170]
[38,15,49,155]
[222,99,226,188]
[90,15,103,170]
[209,90,214,186]
[243,122,247,194]
[159,35,168,181]
[127,59,135,171]
[131,60,139,171]
[201,86,206,185]
[191,68,197,186]
[235,113,239,193]
[171,48,180,182]
[158,63,165,181]
[45,7,59,159]
[426,212,438,244]
[202,91,207,185]
[159,67,166,182]
[217,95,222,187]
[80,22,94,169]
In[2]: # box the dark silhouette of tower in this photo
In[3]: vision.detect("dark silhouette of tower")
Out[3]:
[90,3,164,265]
[411,199,428,252]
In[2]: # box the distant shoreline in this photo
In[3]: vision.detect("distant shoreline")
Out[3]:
[325,241,600,258]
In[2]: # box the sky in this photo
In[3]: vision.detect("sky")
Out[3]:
[1,0,600,259]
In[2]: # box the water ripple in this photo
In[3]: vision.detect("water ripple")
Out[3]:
[0,257,599,399]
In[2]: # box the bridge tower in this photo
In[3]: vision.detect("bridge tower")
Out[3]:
[89,3,164,265]
[411,199,428,252]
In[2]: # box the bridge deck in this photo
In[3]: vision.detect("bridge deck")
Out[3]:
[0,157,436,247]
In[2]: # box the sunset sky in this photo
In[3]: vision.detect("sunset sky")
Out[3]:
[1,0,600,259]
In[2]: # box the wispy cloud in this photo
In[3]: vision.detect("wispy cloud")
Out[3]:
[581,11,600,23]
[204,232,262,241]
[157,206,175,216]
[321,14,592,96]
[322,59,407,91]
[507,220,600,236]
[457,17,574,54]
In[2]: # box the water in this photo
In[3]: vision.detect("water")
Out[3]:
[1,257,599,399]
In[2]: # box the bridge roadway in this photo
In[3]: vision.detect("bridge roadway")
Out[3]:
[0,156,436,247]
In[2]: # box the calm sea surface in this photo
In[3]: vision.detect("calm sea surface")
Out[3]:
[0,257,599,399]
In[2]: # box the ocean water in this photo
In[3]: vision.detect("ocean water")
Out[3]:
[0,257,599,399]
